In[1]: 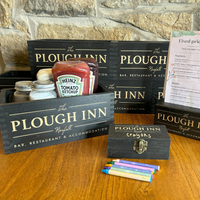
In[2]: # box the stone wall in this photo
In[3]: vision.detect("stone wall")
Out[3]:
[0,0,199,73]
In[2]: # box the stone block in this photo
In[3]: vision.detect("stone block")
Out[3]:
[0,29,31,65]
[101,0,159,8]
[12,17,30,34]
[127,12,192,39]
[169,0,200,2]
[23,0,96,17]
[34,18,135,41]
[0,0,12,28]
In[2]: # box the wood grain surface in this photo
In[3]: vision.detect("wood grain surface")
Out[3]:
[0,114,200,200]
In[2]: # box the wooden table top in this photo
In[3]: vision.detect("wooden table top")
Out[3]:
[0,114,200,200]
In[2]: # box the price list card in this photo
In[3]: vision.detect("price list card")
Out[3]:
[164,31,200,109]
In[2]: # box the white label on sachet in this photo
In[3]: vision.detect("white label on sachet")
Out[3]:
[56,75,84,97]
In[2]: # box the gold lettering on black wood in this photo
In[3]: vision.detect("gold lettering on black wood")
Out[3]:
[10,107,107,133]
[35,53,107,63]
[157,113,194,128]
[120,55,167,65]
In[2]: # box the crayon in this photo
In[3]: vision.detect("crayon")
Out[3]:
[104,164,153,174]
[104,166,153,179]
[113,159,160,171]
[107,161,155,173]
[102,169,152,182]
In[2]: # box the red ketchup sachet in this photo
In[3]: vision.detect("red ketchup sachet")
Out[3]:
[68,57,99,94]
[52,61,90,97]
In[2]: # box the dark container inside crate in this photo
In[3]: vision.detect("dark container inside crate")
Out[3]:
[27,39,169,114]
[154,101,200,141]
[107,124,170,159]
[0,71,32,90]
[0,84,114,154]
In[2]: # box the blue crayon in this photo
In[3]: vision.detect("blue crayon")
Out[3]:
[113,159,160,171]
[105,164,153,174]
[102,169,152,182]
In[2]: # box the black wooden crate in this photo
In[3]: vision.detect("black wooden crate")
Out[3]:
[0,84,114,154]
[154,101,200,141]
[100,79,164,113]
[27,39,169,114]
[107,124,170,160]
[0,71,32,90]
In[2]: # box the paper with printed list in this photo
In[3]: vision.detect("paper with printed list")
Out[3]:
[164,31,200,109]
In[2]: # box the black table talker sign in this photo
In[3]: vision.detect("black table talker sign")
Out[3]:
[154,101,200,141]
[27,40,169,114]
[0,84,114,154]
[107,124,171,160]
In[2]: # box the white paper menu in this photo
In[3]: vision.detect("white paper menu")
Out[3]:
[164,31,200,109]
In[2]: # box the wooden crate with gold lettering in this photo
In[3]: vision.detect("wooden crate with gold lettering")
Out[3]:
[154,101,200,140]
[27,39,169,114]
[0,84,114,154]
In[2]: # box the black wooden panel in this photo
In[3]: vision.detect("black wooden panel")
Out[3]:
[0,71,32,90]
[155,101,200,140]
[0,84,114,154]
[27,39,169,114]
